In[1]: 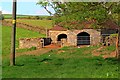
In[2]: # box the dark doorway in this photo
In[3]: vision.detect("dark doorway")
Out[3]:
[77,32,90,45]
[57,34,67,41]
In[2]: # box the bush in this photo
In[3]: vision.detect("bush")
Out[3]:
[35,16,39,20]
[46,16,53,20]
[0,14,4,20]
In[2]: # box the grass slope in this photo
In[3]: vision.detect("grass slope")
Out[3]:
[3,14,49,19]
[2,26,45,58]
[17,19,53,29]
[3,14,29,19]
[5,19,53,29]
[2,46,118,78]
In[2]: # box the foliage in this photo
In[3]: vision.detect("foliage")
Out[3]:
[37,1,120,29]
[0,14,4,20]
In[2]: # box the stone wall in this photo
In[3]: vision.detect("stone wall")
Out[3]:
[49,29,101,46]
[19,38,44,49]
[49,30,76,46]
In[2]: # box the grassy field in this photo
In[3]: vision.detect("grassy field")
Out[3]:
[2,46,118,78]
[3,14,50,19]
[17,19,53,29]
[2,26,118,78]
[2,26,45,59]
[3,14,29,19]
[5,19,53,29]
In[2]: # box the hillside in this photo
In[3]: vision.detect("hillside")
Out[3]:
[17,19,53,29]
[2,26,45,59]
[3,14,52,20]
[2,19,53,34]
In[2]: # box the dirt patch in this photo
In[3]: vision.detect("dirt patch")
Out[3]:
[16,44,60,57]
[44,44,61,48]
[92,46,116,58]
[103,51,116,59]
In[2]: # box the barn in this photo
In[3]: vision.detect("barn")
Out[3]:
[48,20,119,47]
[48,26,101,47]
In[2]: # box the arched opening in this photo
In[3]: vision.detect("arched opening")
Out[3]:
[77,32,90,46]
[57,34,67,41]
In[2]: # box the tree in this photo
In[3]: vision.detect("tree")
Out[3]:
[0,14,4,20]
[35,16,40,20]
[37,2,119,28]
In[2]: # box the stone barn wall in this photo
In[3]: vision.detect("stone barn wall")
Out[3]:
[49,30,76,46]
[19,38,44,49]
[73,29,101,45]
[49,29,101,46]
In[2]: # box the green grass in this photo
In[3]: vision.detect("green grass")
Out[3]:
[17,19,53,29]
[3,14,29,19]
[2,26,118,78]
[4,14,53,29]
[3,14,50,19]
[5,19,53,29]
[2,26,45,58]
[16,46,37,53]
[2,46,118,78]
[98,45,116,54]
[3,14,12,19]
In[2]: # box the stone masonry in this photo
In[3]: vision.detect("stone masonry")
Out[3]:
[19,38,44,49]
[49,29,101,46]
